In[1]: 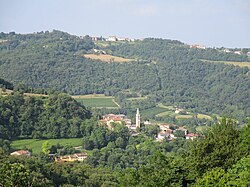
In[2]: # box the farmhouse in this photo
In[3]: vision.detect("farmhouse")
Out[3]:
[107,36,118,42]
[100,109,141,131]
[234,51,243,55]
[55,153,88,162]
[10,150,31,156]
[100,114,124,126]
[91,36,104,41]
[175,108,187,114]
[189,44,206,49]
[185,133,199,140]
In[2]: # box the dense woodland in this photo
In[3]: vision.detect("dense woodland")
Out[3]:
[0,31,249,122]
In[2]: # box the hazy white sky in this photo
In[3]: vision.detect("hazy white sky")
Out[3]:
[1,0,250,48]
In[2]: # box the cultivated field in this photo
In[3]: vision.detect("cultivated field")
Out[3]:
[11,138,82,154]
[154,103,212,120]
[127,96,147,101]
[73,94,119,108]
[141,107,167,117]
[84,54,134,63]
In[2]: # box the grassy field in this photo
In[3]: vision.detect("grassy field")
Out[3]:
[76,97,118,108]
[11,138,82,154]
[73,94,119,108]
[84,54,134,63]
[154,103,212,120]
[201,59,250,68]
[175,115,193,119]
[127,96,147,101]
[141,107,167,117]
[0,88,13,96]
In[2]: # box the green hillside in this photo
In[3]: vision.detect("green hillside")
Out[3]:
[0,31,249,121]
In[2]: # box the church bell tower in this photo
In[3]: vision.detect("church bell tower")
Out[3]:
[136,108,140,129]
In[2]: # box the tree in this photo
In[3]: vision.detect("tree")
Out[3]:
[0,162,31,187]
[187,118,247,178]
[42,141,51,155]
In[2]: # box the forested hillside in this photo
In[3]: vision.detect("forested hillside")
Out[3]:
[0,31,249,120]
[0,92,91,139]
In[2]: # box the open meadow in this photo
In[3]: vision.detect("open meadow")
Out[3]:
[11,138,83,154]
[201,59,250,68]
[72,94,119,108]
[83,54,134,63]
[144,103,213,120]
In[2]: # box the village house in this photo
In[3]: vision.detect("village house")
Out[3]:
[92,48,106,54]
[175,108,187,114]
[189,44,206,49]
[222,49,231,53]
[177,126,188,135]
[185,133,199,140]
[106,36,118,42]
[234,51,243,55]
[99,114,129,129]
[55,153,88,162]
[157,131,170,141]
[100,109,141,132]
[10,150,31,156]
[143,120,152,126]
[247,52,250,56]
[91,36,104,41]
[159,123,172,130]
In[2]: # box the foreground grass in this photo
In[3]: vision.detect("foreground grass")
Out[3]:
[11,138,82,154]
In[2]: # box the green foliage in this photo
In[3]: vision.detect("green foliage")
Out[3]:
[0,139,10,155]
[0,92,91,140]
[186,118,248,178]
[42,141,51,155]
[0,78,13,89]
[11,138,82,154]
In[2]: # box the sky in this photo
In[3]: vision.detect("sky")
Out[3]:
[0,0,250,48]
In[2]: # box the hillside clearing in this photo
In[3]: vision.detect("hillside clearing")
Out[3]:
[72,94,113,99]
[11,138,83,154]
[201,59,250,68]
[127,96,147,101]
[75,97,119,108]
[83,54,134,63]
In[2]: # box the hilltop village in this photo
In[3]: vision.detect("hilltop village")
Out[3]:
[87,35,250,56]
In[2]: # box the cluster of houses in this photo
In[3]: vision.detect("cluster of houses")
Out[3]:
[90,35,136,42]
[156,123,199,141]
[221,49,250,56]
[100,109,200,141]
[54,153,88,162]
[189,44,250,56]
[189,44,206,49]
[99,108,141,132]
[10,150,88,162]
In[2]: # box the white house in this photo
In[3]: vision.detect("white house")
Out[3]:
[11,150,31,156]
[107,36,117,42]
